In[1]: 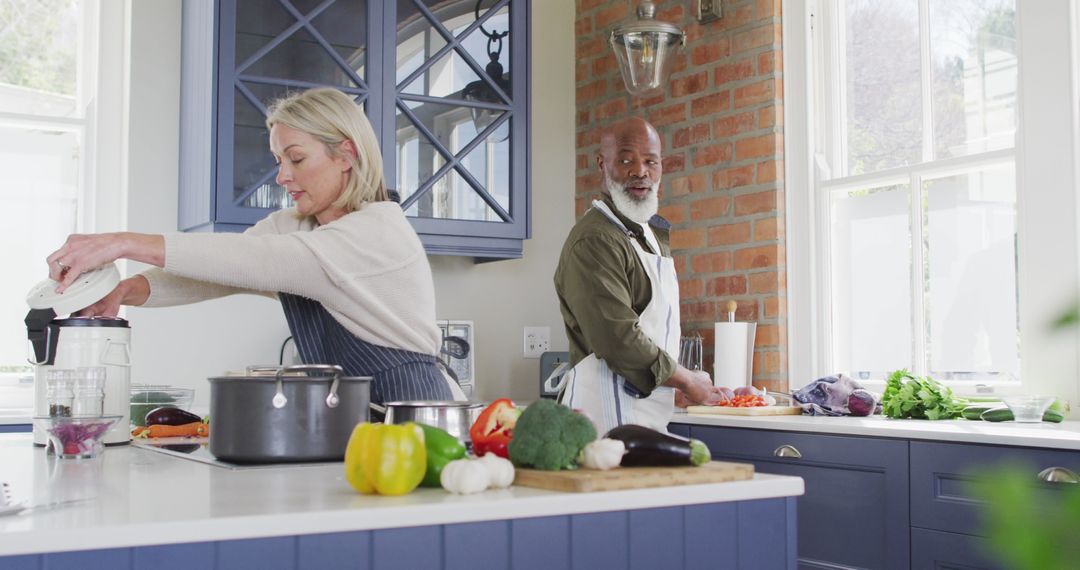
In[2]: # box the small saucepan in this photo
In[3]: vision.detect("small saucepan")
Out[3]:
[370,400,485,444]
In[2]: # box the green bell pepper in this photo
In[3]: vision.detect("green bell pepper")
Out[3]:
[417,423,467,487]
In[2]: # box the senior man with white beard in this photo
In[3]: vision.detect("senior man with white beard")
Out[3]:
[553,117,727,435]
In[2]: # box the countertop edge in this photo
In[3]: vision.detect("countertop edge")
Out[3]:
[672,414,1080,450]
[0,433,804,557]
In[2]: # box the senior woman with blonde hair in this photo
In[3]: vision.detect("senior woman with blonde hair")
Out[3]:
[45,87,459,404]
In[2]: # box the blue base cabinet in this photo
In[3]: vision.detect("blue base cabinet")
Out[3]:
[677,423,1080,570]
[0,500,796,570]
[687,426,909,570]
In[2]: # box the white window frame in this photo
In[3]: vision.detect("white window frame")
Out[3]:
[785,0,1080,404]
[0,0,125,388]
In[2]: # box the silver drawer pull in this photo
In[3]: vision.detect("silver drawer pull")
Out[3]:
[1038,467,1080,484]
[773,445,802,459]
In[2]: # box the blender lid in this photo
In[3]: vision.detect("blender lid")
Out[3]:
[25,263,121,317]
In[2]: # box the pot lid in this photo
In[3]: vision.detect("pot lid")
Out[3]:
[25,264,120,317]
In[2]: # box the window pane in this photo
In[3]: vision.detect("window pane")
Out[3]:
[831,184,913,378]
[929,0,1016,159]
[0,126,79,373]
[0,0,80,116]
[925,164,1017,380]
[845,0,921,175]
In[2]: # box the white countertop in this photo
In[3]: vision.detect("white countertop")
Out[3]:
[0,409,32,425]
[673,412,1080,451]
[0,434,804,557]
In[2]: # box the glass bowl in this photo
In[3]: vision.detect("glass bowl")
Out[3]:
[130,385,194,427]
[1002,395,1057,423]
[33,415,121,459]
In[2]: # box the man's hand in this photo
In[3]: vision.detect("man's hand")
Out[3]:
[663,365,729,406]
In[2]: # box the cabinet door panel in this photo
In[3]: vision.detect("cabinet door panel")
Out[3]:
[181,0,530,256]
[206,0,376,229]
[910,528,1002,570]
[388,0,527,245]
[690,426,909,570]
[910,440,1080,536]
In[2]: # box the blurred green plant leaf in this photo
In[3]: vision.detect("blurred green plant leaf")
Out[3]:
[977,468,1080,569]
[1052,302,1079,330]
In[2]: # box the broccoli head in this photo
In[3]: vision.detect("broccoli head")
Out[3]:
[507,399,597,470]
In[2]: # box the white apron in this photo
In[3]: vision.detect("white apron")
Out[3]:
[559,200,681,435]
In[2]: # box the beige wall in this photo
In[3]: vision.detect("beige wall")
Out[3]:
[121,0,576,408]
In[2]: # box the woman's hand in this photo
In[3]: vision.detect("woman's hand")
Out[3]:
[47,233,165,293]
[75,276,151,317]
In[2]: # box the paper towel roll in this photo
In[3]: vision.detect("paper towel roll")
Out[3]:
[713,322,756,390]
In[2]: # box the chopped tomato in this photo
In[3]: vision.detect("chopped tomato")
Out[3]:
[718,394,767,408]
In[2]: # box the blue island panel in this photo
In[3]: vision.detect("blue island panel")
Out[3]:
[0,498,796,570]
[134,542,215,570]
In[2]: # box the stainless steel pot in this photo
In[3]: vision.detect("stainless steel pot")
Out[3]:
[208,364,371,463]
[371,400,484,444]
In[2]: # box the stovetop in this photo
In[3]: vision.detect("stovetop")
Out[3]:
[132,438,340,470]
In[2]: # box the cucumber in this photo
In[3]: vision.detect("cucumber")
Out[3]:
[980,406,1014,422]
[1043,408,1065,423]
[980,406,1066,423]
[962,404,997,420]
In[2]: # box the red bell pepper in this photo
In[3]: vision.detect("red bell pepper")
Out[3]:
[469,398,521,458]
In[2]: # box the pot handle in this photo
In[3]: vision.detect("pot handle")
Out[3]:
[369,402,387,422]
[281,364,344,376]
[271,364,344,409]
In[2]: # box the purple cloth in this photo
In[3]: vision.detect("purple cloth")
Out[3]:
[793,374,867,416]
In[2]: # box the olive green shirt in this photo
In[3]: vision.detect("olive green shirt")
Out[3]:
[553,194,678,396]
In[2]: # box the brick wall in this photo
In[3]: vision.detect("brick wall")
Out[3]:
[574,0,788,392]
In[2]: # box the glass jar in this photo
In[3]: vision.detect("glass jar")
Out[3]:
[45,369,74,417]
[71,367,106,417]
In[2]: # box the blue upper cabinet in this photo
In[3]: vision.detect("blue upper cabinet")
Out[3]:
[179,0,531,260]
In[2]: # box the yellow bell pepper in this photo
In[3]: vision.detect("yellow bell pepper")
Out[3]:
[344,422,427,496]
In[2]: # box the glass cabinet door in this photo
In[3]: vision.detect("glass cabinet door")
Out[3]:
[388,0,527,241]
[221,0,372,225]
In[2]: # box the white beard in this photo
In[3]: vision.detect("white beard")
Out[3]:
[604,171,659,224]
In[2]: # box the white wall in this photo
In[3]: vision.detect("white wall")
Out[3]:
[120,0,575,409]
[121,0,290,411]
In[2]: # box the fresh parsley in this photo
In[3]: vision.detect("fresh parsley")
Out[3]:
[881,369,969,420]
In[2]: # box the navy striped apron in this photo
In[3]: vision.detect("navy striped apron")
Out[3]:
[279,293,452,404]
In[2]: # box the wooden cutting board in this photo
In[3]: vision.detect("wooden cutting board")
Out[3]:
[513,461,754,493]
[685,405,803,416]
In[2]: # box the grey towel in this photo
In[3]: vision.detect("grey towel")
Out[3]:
[793,374,870,416]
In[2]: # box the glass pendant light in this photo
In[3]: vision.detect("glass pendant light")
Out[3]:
[462,0,510,141]
[610,1,686,96]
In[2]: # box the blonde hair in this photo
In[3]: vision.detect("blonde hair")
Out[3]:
[266,87,388,213]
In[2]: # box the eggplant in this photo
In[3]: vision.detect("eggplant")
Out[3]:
[145,406,203,427]
[604,424,711,467]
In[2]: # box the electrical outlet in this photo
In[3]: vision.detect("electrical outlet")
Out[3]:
[523,326,550,358]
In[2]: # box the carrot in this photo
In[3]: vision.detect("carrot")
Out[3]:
[132,422,209,438]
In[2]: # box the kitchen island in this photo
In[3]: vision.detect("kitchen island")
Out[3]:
[0,434,803,569]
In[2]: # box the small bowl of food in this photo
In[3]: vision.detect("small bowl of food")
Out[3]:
[129,385,194,427]
[33,415,121,459]
[1002,395,1057,423]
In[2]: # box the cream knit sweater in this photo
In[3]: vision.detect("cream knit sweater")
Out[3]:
[140,202,441,356]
